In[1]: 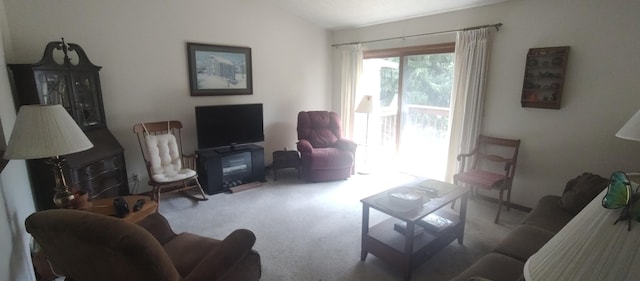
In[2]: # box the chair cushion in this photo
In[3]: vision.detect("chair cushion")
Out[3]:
[297,111,342,148]
[308,147,354,170]
[521,195,574,233]
[448,252,524,281]
[163,232,221,277]
[456,169,506,189]
[493,225,555,262]
[145,133,184,179]
[152,168,196,183]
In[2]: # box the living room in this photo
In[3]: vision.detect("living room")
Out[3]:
[1,0,639,280]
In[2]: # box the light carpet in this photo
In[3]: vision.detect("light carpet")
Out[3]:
[159,170,527,281]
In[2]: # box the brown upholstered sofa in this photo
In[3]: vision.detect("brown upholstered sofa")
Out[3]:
[26,209,261,281]
[448,173,608,281]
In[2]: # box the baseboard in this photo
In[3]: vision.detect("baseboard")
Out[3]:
[229,181,263,193]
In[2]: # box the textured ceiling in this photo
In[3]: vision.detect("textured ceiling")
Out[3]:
[265,0,511,30]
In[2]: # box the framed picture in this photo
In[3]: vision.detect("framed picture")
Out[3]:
[187,43,253,96]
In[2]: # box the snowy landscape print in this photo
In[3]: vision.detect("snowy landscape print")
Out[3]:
[195,50,248,90]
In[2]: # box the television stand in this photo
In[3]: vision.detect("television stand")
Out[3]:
[228,181,263,193]
[214,144,251,154]
[196,144,266,194]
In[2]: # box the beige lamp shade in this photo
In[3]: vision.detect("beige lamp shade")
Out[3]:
[524,188,640,280]
[356,95,374,114]
[616,109,640,141]
[3,104,93,160]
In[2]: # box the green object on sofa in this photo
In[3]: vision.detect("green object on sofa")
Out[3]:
[25,209,261,281]
[449,172,607,281]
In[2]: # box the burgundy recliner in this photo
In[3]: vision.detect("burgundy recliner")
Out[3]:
[297,111,357,182]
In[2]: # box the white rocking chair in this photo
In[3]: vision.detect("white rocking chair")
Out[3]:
[133,120,208,205]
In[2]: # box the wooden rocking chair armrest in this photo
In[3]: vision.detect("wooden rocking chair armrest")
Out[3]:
[456,148,478,161]
[183,229,257,281]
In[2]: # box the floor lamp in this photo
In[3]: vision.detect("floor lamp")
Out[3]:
[3,104,93,208]
[356,95,374,174]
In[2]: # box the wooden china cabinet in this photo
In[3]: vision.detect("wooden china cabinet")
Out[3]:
[8,39,129,210]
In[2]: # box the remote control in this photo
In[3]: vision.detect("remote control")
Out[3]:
[133,198,146,212]
[113,197,130,218]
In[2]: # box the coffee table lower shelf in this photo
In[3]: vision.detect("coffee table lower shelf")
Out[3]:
[364,213,463,270]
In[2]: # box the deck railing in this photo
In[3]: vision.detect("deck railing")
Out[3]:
[378,105,450,147]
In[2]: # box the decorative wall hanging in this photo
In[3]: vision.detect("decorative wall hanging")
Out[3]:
[187,43,253,96]
[520,46,569,109]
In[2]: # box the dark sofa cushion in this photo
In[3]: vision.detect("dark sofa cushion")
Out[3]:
[448,253,524,281]
[521,195,574,233]
[560,172,608,215]
[492,225,555,262]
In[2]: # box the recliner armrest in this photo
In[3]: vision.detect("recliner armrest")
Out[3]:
[334,138,357,153]
[183,229,258,281]
[297,139,313,152]
[136,213,178,245]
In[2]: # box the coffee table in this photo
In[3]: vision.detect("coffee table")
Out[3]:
[360,179,469,281]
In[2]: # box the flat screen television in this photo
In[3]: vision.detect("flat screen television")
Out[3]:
[195,103,264,150]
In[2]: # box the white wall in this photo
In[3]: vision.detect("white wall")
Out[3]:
[0,0,37,280]
[2,0,333,192]
[333,0,640,207]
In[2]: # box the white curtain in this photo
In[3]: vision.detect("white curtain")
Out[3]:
[339,44,363,139]
[445,28,492,182]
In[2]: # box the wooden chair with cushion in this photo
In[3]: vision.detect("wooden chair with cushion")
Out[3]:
[133,120,207,204]
[453,134,521,224]
[25,209,261,281]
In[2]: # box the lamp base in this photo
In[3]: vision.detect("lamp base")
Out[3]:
[53,189,75,208]
[47,156,76,208]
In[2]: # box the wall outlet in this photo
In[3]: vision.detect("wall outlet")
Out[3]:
[128,173,141,193]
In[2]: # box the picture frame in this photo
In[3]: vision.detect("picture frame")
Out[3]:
[187,43,253,96]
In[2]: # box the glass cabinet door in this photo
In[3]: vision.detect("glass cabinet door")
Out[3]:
[34,71,73,113]
[71,72,103,128]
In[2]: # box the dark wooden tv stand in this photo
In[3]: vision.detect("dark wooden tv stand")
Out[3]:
[196,144,265,194]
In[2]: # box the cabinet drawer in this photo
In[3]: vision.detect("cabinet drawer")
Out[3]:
[78,155,123,179]
[69,154,128,199]
[79,169,126,199]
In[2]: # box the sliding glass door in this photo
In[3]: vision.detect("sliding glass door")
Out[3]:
[358,44,454,180]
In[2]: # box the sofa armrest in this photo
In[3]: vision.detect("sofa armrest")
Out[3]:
[334,138,357,153]
[297,139,313,153]
[183,229,257,281]
[136,213,177,245]
[521,195,574,233]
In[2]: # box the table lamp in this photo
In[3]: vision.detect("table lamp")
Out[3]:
[616,109,640,141]
[3,104,93,207]
[356,95,374,174]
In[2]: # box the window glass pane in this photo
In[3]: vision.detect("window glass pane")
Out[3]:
[361,46,454,180]
[399,53,454,179]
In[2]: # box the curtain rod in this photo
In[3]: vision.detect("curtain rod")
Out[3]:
[331,23,502,47]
